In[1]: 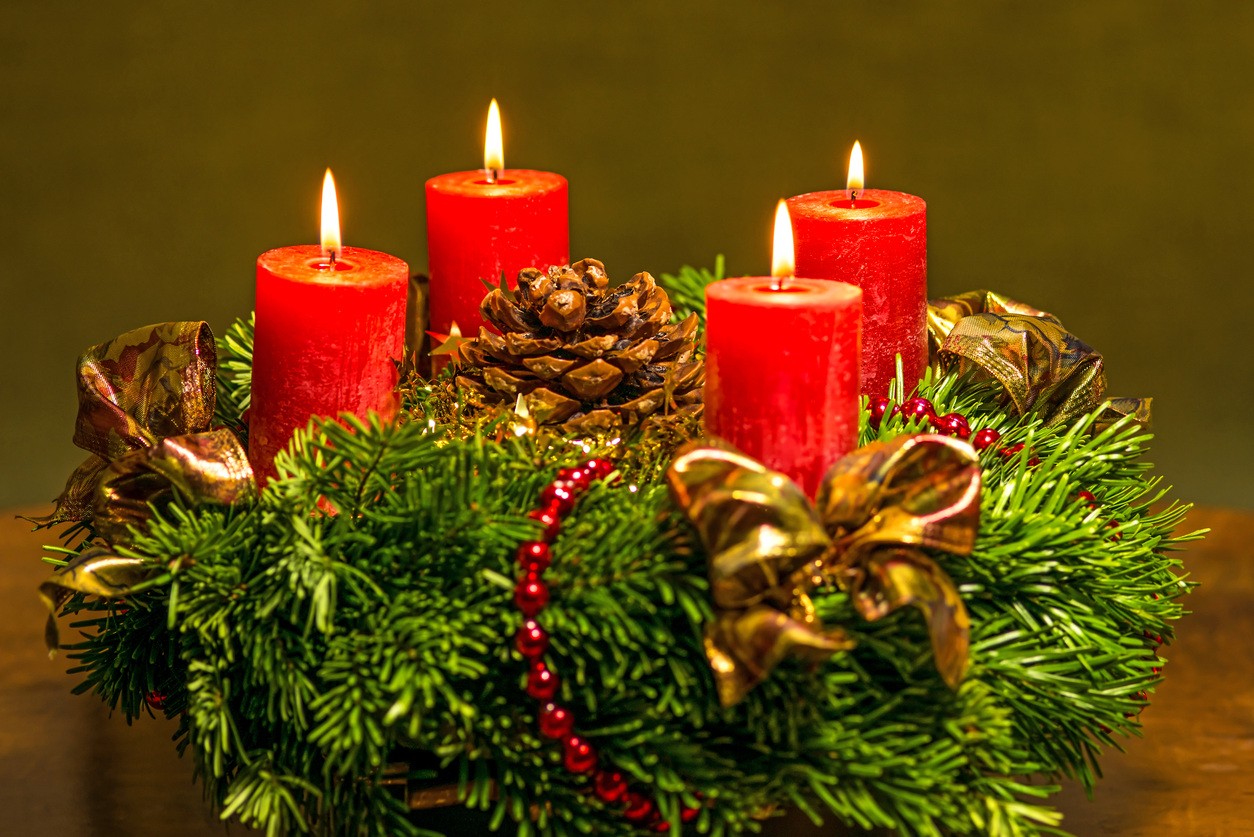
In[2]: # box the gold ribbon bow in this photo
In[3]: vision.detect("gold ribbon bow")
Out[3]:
[927,290,1151,428]
[32,322,256,651]
[667,435,979,706]
[31,321,255,543]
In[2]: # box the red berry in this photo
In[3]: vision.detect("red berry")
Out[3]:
[1027,456,1041,467]
[517,541,552,573]
[514,573,549,617]
[594,770,629,804]
[1000,443,1025,458]
[867,396,893,429]
[899,397,935,425]
[623,791,655,823]
[971,427,1001,451]
[681,805,700,822]
[538,702,575,739]
[932,412,971,440]
[653,822,671,833]
[145,691,168,710]
[515,619,549,659]
[539,482,576,515]
[526,662,560,700]
[562,735,598,773]
[1107,520,1122,541]
[528,507,561,541]
[1077,490,1097,508]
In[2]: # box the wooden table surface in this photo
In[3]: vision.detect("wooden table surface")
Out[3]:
[2,506,1250,836]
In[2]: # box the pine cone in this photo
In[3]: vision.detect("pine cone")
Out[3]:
[455,259,704,432]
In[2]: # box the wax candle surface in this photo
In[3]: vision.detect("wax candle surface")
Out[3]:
[705,277,862,497]
[788,189,926,398]
[250,245,408,481]
[426,169,568,336]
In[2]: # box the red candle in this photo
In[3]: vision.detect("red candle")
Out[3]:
[788,141,927,398]
[705,201,862,497]
[426,99,569,336]
[250,170,409,482]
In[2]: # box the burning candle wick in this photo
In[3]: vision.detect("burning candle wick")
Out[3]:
[485,167,499,185]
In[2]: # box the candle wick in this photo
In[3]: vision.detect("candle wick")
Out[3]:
[485,167,499,184]
[849,189,860,204]
[328,249,338,266]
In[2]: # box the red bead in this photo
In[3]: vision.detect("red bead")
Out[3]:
[582,458,614,480]
[1027,456,1041,467]
[971,427,1001,451]
[1077,490,1098,508]
[932,412,971,440]
[562,735,598,773]
[623,791,655,823]
[538,702,575,739]
[539,482,576,515]
[557,467,592,489]
[526,662,560,700]
[514,573,549,617]
[1107,520,1122,541]
[681,805,700,822]
[594,770,629,804]
[145,691,168,710]
[1000,442,1026,458]
[653,822,671,833]
[899,397,935,425]
[528,507,561,541]
[515,619,549,659]
[516,541,552,573]
[867,396,893,429]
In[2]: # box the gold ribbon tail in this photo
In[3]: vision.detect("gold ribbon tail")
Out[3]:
[39,548,153,655]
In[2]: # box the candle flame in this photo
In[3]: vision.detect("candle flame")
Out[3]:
[484,98,504,178]
[320,168,341,259]
[847,140,865,193]
[771,199,795,287]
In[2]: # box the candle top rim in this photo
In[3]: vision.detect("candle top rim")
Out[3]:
[707,275,863,306]
[426,169,568,195]
[788,188,925,219]
[258,244,409,286]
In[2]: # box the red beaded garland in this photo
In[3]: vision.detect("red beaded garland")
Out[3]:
[932,412,971,440]
[514,573,550,616]
[623,792,655,823]
[971,427,1001,451]
[867,396,895,429]
[899,397,935,425]
[528,507,562,542]
[539,482,577,515]
[515,619,550,659]
[594,769,629,803]
[526,662,560,700]
[563,735,599,774]
[510,458,683,830]
[539,702,576,739]
[517,541,552,573]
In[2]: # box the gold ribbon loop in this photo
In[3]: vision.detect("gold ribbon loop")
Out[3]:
[668,435,979,705]
[927,289,1150,428]
[30,322,255,541]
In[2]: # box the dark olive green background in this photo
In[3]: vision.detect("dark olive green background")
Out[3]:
[1,1,1249,510]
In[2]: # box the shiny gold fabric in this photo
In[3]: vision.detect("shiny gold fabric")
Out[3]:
[38,548,152,653]
[32,322,255,542]
[927,289,1151,427]
[667,435,979,706]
